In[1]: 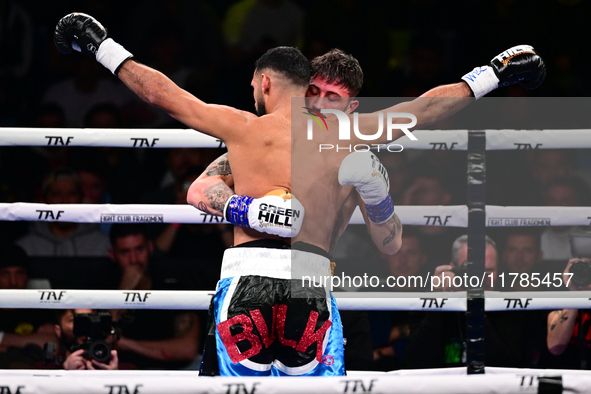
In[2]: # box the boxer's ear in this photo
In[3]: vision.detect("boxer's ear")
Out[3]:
[261,73,271,94]
[347,100,359,113]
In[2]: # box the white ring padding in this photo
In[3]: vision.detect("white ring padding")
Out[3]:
[390,129,468,150]
[4,289,591,311]
[335,292,467,311]
[0,289,214,310]
[2,203,589,227]
[0,128,224,148]
[486,129,591,150]
[0,290,466,311]
[0,203,470,226]
[2,128,590,150]
[487,206,591,227]
[349,205,468,226]
[0,371,587,394]
[485,291,591,311]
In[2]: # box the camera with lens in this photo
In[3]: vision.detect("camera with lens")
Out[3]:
[451,261,469,277]
[71,312,117,364]
[568,231,591,287]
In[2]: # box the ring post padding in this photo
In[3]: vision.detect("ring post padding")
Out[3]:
[466,130,486,374]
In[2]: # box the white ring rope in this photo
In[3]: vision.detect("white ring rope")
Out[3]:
[1,289,589,312]
[1,128,590,150]
[0,290,466,311]
[1,203,589,227]
[0,370,586,394]
[0,128,225,148]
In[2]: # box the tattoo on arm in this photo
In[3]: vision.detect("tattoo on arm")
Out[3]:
[197,201,213,215]
[382,214,402,247]
[205,153,232,176]
[560,312,568,323]
[550,323,556,331]
[204,183,234,213]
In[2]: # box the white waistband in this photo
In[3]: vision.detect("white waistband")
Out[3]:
[220,247,331,280]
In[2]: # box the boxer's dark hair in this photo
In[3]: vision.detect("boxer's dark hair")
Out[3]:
[255,46,310,87]
[310,49,363,96]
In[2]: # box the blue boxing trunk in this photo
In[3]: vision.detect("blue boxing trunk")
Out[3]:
[200,242,345,376]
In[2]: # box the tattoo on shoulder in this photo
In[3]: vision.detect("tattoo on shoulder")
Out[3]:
[205,153,232,176]
[560,312,568,323]
[205,183,233,213]
[550,323,556,331]
[382,214,402,247]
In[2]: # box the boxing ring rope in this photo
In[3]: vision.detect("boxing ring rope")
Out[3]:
[1,127,590,149]
[0,288,589,311]
[1,203,590,227]
[2,127,591,389]
[0,370,585,394]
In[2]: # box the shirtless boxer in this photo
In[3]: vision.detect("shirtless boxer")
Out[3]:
[54,13,545,376]
[188,49,403,257]
[53,12,337,377]
[188,46,546,375]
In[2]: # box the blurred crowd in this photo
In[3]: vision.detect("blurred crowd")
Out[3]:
[1,0,591,372]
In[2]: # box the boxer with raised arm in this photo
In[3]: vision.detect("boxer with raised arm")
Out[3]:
[54,13,545,376]
[190,46,546,257]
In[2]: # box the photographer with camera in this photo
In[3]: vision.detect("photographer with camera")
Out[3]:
[545,257,591,369]
[405,235,528,368]
[37,309,122,370]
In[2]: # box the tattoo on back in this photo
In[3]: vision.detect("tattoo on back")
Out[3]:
[205,153,232,176]
[205,183,233,213]
[382,214,402,246]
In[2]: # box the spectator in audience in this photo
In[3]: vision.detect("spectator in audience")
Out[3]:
[500,229,544,291]
[401,170,463,267]
[82,104,149,204]
[372,229,429,371]
[405,235,528,368]
[532,150,576,188]
[0,243,57,368]
[108,224,201,369]
[16,168,110,257]
[540,177,591,260]
[545,257,591,369]
[42,56,133,127]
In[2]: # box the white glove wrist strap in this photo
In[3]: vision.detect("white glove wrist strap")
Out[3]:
[461,66,499,99]
[96,38,133,75]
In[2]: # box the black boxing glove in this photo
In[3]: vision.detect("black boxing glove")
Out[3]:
[461,45,546,99]
[55,13,133,75]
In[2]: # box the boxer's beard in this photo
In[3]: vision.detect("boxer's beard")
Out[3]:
[255,94,266,117]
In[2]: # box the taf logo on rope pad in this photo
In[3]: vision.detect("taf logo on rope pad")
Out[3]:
[105,385,142,394]
[0,386,25,394]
